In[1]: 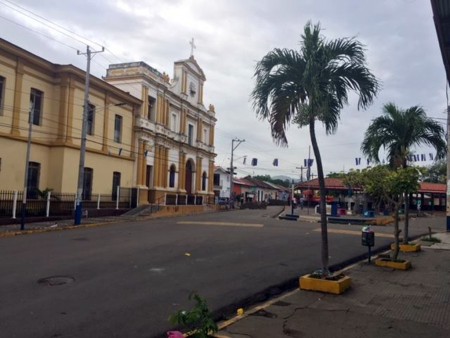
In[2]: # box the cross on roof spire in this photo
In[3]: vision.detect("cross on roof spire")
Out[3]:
[189,38,196,57]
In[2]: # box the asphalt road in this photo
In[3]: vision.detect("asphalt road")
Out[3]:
[0,208,443,337]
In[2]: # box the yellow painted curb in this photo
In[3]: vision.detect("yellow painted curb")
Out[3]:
[373,216,394,226]
[390,243,421,252]
[374,257,411,270]
[299,274,352,295]
[217,288,298,330]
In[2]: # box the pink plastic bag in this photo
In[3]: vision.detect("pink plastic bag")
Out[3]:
[167,331,184,338]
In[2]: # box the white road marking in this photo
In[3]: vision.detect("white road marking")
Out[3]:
[177,221,263,228]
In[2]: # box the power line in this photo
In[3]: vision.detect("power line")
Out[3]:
[0,0,99,48]
[0,14,78,51]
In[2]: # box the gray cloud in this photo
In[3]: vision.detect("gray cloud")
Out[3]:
[1,0,446,179]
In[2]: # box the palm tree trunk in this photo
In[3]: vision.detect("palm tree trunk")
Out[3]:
[309,121,329,275]
[403,193,409,244]
[393,205,400,261]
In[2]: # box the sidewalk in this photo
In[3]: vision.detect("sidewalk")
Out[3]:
[216,233,450,338]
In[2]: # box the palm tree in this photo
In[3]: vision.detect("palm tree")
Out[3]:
[251,22,379,275]
[361,102,446,243]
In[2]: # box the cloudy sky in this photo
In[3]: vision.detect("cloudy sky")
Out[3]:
[0,0,446,180]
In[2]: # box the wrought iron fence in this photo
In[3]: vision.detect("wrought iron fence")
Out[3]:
[0,187,133,219]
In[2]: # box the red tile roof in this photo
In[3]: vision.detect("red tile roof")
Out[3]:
[418,182,446,194]
[296,178,446,194]
[296,178,360,191]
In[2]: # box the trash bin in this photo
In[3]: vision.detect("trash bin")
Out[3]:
[364,210,375,218]
[331,203,338,216]
[338,208,347,216]
[361,226,375,247]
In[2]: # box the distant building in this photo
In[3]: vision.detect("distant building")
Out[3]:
[0,38,141,198]
[232,177,285,203]
[104,56,217,205]
[213,166,231,198]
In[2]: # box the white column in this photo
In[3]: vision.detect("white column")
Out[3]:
[12,191,18,219]
[45,191,51,217]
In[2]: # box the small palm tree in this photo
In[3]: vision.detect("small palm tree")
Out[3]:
[361,103,447,243]
[361,102,446,242]
[252,21,379,275]
[361,103,446,168]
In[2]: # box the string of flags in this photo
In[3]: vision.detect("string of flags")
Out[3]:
[355,153,435,166]
[244,158,313,168]
[304,159,314,167]
[408,153,434,162]
[245,158,279,166]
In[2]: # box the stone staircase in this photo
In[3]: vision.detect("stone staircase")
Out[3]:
[120,204,161,218]
[122,204,219,219]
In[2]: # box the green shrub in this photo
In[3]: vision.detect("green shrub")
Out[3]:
[169,293,218,338]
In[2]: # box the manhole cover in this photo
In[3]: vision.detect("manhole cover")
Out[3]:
[38,276,75,286]
[251,309,277,318]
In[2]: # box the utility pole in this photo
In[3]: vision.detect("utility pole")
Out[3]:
[229,138,245,204]
[296,165,306,182]
[74,45,104,225]
[20,102,35,231]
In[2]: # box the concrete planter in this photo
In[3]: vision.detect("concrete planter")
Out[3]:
[299,274,351,295]
[390,243,421,252]
[374,257,411,270]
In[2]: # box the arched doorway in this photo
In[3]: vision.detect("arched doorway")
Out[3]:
[185,160,194,195]
[169,164,176,188]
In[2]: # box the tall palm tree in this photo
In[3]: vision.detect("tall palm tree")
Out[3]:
[361,102,446,243]
[252,22,379,275]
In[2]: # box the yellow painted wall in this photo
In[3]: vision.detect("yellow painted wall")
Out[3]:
[57,147,134,194]
[19,72,60,141]
[0,58,16,131]
[0,138,51,190]
[0,40,140,195]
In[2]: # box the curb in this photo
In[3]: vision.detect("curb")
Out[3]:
[0,221,113,238]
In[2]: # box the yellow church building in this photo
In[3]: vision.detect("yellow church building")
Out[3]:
[104,56,217,205]
[0,37,216,211]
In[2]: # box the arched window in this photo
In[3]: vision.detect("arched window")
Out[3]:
[169,165,176,188]
[202,171,207,191]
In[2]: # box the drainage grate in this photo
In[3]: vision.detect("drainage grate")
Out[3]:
[38,276,75,286]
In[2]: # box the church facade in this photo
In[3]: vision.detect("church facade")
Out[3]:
[104,55,217,205]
